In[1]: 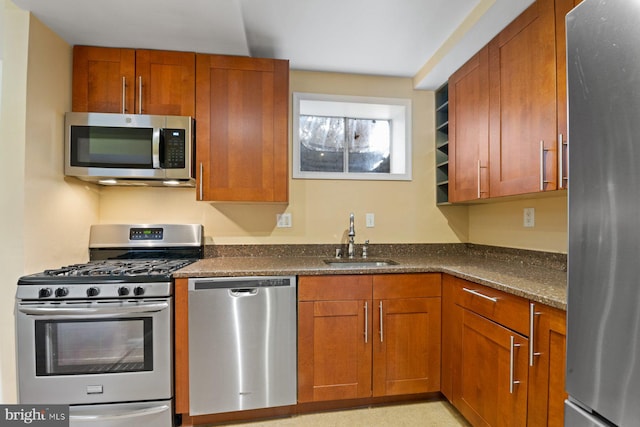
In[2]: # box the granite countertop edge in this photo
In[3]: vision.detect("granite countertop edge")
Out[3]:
[174,250,567,310]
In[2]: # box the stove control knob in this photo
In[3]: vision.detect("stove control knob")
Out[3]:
[133,286,145,296]
[55,287,69,298]
[118,286,130,296]
[38,288,52,298]
[86,287,100,297]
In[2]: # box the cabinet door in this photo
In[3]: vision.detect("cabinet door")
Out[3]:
[488,0,557,197]
[196,54,289,202]
[135,50,195,116]
[528,303,567,427]
[72,46,135,113]
[449,46,490,202]
[298,276,372,403]
[373,297,440,396]
[453,308,528,427]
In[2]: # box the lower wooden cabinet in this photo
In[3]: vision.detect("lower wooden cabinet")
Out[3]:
[528,303,567,427]
[442,274,566,427]
[298,274,441,403]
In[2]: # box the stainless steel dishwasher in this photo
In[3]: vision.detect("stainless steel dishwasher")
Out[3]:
[187,276,297,415]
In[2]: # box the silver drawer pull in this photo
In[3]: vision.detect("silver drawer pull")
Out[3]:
[364,301,368,343]
[462,287,498,303]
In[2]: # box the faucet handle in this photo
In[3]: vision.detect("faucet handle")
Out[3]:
[362,240,369,258]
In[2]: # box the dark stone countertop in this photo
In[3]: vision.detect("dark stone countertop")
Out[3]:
[174,244,567,310]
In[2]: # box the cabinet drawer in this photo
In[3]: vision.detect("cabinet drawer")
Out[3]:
[299,275,372,301]
[373,273,441,299]
[451,276,529,336]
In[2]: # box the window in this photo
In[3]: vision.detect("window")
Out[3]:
[293,92,411,180]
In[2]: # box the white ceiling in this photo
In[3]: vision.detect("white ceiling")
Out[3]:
[12,0,534,90]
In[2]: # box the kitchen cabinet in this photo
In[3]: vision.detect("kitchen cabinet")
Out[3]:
[298,273,441,403]
[448,275,529,427]
[72,46,195,116]
[528,303,567,427]
[448,46,489,202]
[195,54,289,202]
[488,0,558,197]
[446,0,577,202]
[435,84,449,205]
[443,274,566,427]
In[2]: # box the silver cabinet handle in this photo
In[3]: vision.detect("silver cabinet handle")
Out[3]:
[138,75,143,114]
[364,301,368,343]
[477,160,488,199]
[558,133,568,189]
[199,162,204,200]
[379,301,384,343]
[529,303,542,366]
[509,335,521,394]
[462,287,498,303]
[121,76,126,114]
[477,160,481,199]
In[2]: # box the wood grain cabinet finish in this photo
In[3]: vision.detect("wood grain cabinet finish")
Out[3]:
[527,303,567,427]
[488,0,558,197]
[72,46,195,116]
[443,274,567,427]
[195,54,289,202]
[448,46,490,202]
[298,274,441,403]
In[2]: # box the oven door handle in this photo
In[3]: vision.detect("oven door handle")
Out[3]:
[70,403,170,422]
[17,301,169,317]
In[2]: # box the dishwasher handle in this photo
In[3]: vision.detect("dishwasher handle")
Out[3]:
[230,288,259,296]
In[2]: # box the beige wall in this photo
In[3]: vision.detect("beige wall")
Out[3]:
[0,4,98,403]
[468,193,568,253]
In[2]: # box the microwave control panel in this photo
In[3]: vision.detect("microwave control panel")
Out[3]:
[161,129,186,168]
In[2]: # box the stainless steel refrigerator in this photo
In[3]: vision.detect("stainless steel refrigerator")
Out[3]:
[566,1,640,426]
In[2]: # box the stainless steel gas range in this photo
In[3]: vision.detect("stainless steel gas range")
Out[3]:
[15,224,203,427]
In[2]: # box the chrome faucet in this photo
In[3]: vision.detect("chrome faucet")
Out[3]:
[347,212,356,258]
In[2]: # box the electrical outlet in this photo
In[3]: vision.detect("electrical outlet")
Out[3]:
[523,208,535,228]
[366,213,375,228]
[276,213,292,228]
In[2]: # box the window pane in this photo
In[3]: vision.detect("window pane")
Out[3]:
[347,119,390,173]
[299,115,345,172]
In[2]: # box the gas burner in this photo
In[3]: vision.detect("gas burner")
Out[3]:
[44,259,194,278]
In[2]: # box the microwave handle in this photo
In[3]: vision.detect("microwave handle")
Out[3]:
[152,128,161,169]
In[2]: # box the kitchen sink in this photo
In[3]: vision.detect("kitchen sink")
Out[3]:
[323,259,398,268]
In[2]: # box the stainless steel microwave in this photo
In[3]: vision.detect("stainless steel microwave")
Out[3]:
[65,112,195,187]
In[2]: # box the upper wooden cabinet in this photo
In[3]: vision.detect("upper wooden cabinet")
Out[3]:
[448,46,490,203]
[195,54,289,202]
[488,0,558,197]
[72,46,195,116]
[446,0,578,202]
[298,274,441,403]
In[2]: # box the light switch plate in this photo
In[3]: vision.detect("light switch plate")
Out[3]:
[366,213,375,228]
[276,213,292,228]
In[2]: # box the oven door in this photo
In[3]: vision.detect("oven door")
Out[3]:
[16,298,172,405]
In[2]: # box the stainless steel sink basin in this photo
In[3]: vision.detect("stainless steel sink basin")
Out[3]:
[323,259,398,268]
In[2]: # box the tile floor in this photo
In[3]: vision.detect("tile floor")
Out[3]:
[217,401,470,426]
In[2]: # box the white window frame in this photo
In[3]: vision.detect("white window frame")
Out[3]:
[292,92,412,181]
